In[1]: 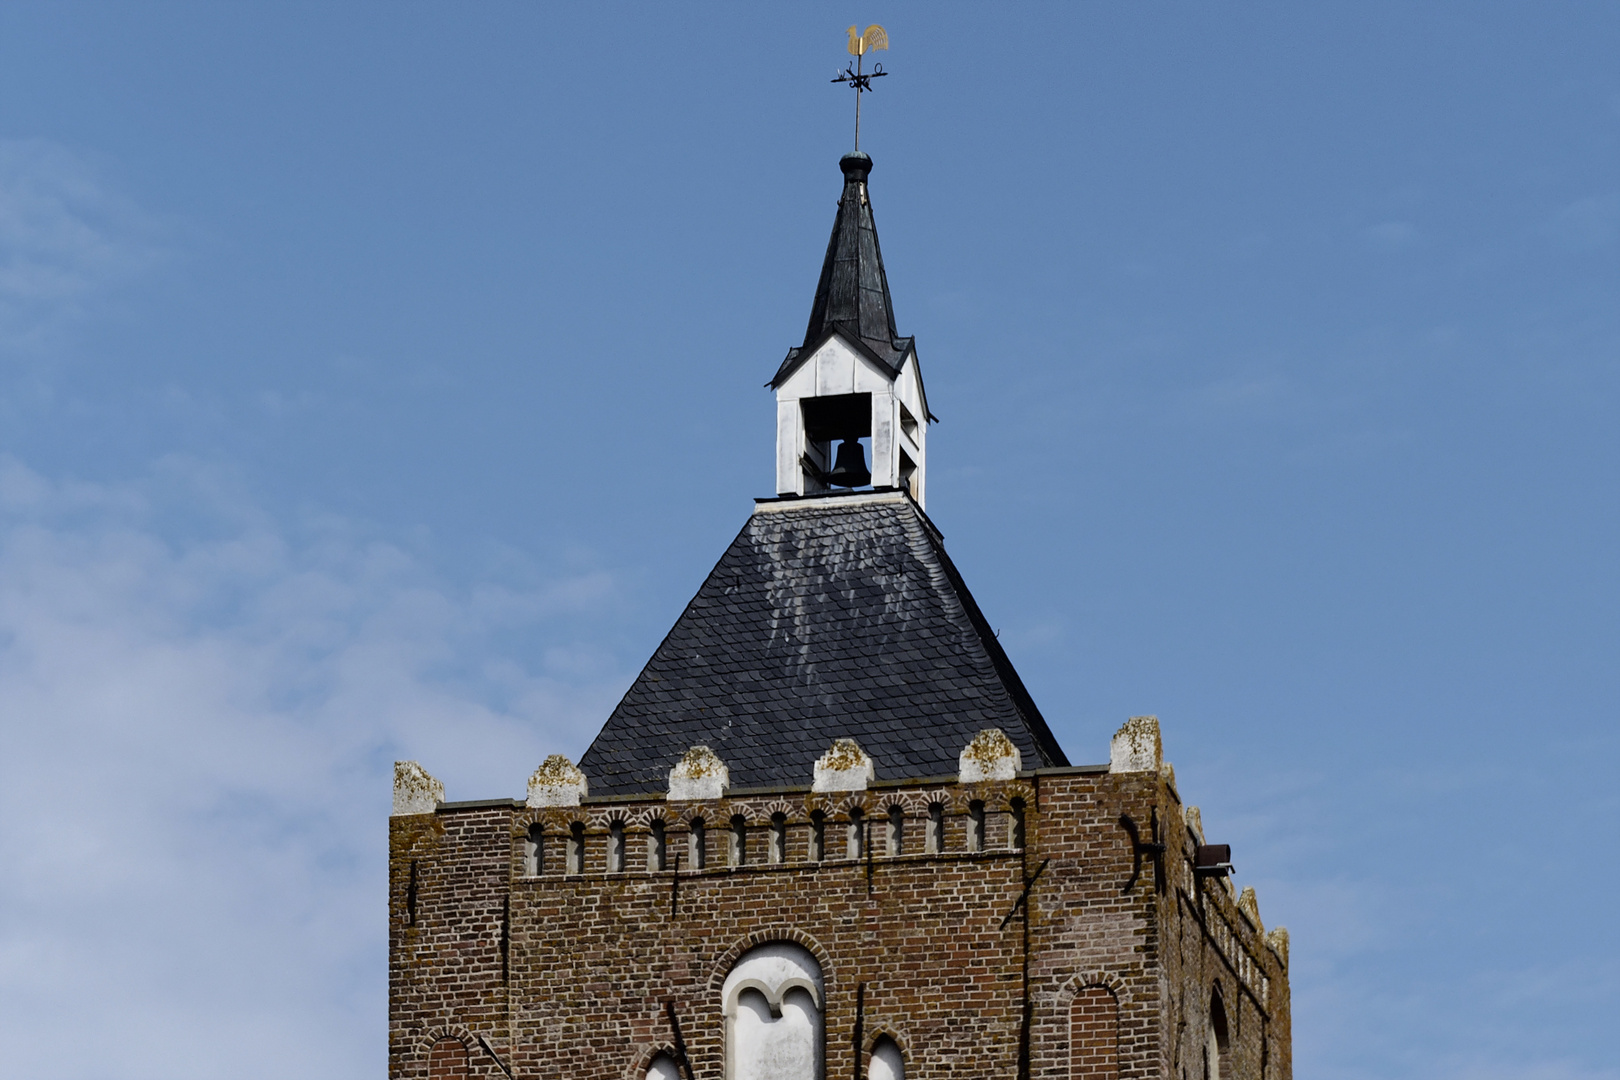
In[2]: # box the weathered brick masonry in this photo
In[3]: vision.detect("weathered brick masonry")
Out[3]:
[389,739,1291,1080]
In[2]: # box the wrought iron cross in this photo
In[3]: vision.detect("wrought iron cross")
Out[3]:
[832,25,889,151]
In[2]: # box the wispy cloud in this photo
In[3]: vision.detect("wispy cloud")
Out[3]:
[0,139,167,356]
[0,456,627,1079]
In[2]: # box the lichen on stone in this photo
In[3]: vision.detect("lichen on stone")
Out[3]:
[820,738,867,772]
[1238,885,1264,933]
[392,760,444,816]
[813,738,875,792]
[527,754,587,808]
[1109,714,1162,773]
[668,745,729,800]
[1267,926,1290,968]
[675,745,725,778]
[958,728,1021,782]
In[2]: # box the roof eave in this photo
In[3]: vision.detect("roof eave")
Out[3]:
[767,326,907,390]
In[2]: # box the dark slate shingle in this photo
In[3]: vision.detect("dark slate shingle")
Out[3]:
[578,494,1069,794]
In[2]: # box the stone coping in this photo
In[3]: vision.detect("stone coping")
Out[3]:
[432,763,1113,814]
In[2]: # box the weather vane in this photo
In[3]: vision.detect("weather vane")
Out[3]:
[832,25,889,152]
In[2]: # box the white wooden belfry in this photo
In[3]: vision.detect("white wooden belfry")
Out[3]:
[773,335,928,506]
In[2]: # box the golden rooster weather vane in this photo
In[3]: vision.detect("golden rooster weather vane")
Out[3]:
[832,25,889,152]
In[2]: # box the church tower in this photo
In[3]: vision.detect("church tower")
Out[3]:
[388,151,1294,1080]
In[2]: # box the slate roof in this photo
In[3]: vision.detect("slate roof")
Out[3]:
[578,492,1069,794]
[771,152,917,389]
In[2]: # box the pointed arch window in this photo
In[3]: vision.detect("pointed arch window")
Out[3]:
[1207,987,1231,1080]
[868,1036,904,1080]
[722,942,824,1080]
[646,1052,682,1080]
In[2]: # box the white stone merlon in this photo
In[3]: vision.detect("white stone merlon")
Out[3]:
[1267,926,1290,968]
[1185,805,1206,843]
[392,760,443,816]
[958,728,1021,782]
[1239,886,1264,933]
[812,738,875,792]
[527,754,588,807]
[1109,714,1162,773]
[668,745,729,801]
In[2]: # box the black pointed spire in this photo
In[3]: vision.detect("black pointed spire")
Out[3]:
[772,153,914,386]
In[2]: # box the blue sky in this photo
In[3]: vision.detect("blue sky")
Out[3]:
[0,3,1614,1078]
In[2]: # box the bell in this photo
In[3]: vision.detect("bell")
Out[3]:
[824,438,871,488]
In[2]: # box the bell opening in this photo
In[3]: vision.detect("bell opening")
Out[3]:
[801,393,874,492]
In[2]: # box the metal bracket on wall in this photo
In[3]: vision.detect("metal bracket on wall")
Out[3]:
[999,858,1050,930]
[1194,844,1235,880]
[1119,810,1167,895]
[476,1035,515,1080]
[665,1000,696,1080]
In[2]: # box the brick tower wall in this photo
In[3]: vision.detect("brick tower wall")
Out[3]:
[389,768,1290,1080]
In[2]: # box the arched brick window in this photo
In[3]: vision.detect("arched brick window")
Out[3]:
[886,805,904,856]
[1207,986,1231,1080]
[723,942,824,1080]
[567,820,585,874]
[649,819,667,871]
[1070,984,1119,1079]
[846,808,865,860]
[428,1037,470,1080]
[689,817,707,869]
[769,812,788,864]
[523,823,544,876]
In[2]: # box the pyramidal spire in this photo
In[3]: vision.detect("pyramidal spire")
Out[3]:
[800,152,913,370]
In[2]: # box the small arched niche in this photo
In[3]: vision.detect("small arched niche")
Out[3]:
[646,1051,682,1080]
[722,942,824,1080]
[868,1036,904,1080]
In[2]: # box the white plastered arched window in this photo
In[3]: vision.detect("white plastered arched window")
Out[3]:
[722,942,824,1080]
[868,1036,903,1080]
[646,1052,682,1080]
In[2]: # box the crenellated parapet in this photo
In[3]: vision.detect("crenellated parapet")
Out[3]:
[390,718,1292,1080]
